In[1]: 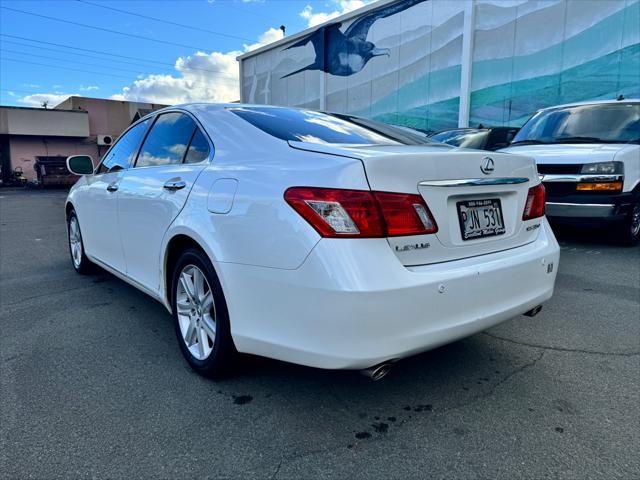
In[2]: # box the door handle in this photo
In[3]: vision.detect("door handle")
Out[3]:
[163,179,186,191]
[106,183,119,192]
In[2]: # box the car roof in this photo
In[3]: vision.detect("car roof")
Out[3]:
[537,98,640,110]
[155,103,314,114]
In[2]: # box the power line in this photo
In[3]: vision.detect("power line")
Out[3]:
[1,39,162,70]
[0,35,239,79]
[76,0,255,42]
[1,48,152,76]
[1,6,221,52]
[1,57,144,80]
[0,46,238,84]
[0,87,72,96]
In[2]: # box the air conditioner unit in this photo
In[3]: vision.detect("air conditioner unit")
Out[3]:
[97,134,114,146]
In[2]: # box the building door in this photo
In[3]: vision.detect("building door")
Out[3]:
[0,135,10,184]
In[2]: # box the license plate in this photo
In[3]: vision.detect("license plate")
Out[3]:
[457,199,506,241]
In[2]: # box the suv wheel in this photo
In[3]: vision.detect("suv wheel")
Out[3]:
[618,199,640,246]
[171,248,237,377]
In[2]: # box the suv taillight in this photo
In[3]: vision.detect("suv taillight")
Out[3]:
[523,183,546,220]
[284,187,438,238]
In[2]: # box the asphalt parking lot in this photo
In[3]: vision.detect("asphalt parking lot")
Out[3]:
[1,189,638,479]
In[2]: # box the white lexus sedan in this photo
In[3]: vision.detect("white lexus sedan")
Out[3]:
[65,104,559,379]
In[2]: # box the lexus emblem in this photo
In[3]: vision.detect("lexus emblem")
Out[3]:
[480,157,495,175]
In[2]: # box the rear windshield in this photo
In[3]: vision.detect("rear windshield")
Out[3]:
[431,129,489,149]
[229,106,404,146]
[513,102,640,145]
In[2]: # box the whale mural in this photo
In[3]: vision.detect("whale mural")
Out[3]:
[281,0,426,78]
[240,0,640,132]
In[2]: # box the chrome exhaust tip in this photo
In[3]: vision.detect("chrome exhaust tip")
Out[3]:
[360,362,393,381]
[524,305,543,317]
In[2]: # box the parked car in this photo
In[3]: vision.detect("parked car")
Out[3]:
[65,104,559,379]
[430,127,520,151]
[501,99,640,245]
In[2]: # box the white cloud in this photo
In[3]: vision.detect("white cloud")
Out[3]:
[243,27,284,52]
[19,92,79,108]
[79,85,100,92]
[300,0,369,28]
[111,27,283,105]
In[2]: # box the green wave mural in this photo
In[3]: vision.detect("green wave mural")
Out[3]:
[367,0,639,131]
[470,43,640,127]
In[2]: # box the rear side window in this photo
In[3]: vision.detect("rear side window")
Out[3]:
[136,112,197,167]
[184,128,210,164]
[229,106,401,146]
[98,119,150,174]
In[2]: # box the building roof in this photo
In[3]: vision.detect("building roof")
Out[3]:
[0,105,89,137]
[0,105,86,114]
[237,0,397,60]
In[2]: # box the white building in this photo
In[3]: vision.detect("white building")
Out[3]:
[238,0,640,132]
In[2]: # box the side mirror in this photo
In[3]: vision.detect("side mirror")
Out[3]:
[66,155,94,175]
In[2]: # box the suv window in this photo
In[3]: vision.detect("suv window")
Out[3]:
[229,106,401,146]
[97,119,150,174]
[513,103,640,144]
[136,112,198,167]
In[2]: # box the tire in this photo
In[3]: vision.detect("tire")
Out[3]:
[616,199,640,246]
[171,248,237,377]
[67,209,94,274]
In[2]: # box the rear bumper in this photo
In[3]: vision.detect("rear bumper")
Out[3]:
[219,219,560,370]
[545,191,635,221]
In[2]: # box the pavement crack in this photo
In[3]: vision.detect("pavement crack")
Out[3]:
[483,332,640,357]
[444,350,546,412]
[271,457,284,479]
[2,284,97,308]
[482,350,545,398]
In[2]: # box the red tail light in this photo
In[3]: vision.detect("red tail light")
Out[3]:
[523,183,546,220]
[373,191,438,236]
[284,187,438,238]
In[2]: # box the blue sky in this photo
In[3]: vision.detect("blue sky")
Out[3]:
[0,0,369,107]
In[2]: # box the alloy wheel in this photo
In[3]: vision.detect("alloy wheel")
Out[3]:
[630,202,640,238]
[69,216,83,268]
[176,264,216,360]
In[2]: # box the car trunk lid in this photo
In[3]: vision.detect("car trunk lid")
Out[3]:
[289,142,542,265]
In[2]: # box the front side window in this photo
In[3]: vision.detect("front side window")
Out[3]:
[229,106,402,146]
[136,112,198,168]
[98,119,150,174]
[513,103,640,144]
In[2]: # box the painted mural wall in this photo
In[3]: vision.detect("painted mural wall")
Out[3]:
[240,0,640,132]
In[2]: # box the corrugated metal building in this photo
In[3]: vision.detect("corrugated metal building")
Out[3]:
[238,0,640,132]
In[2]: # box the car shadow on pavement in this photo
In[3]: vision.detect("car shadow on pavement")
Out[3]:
[549,221,628,247]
